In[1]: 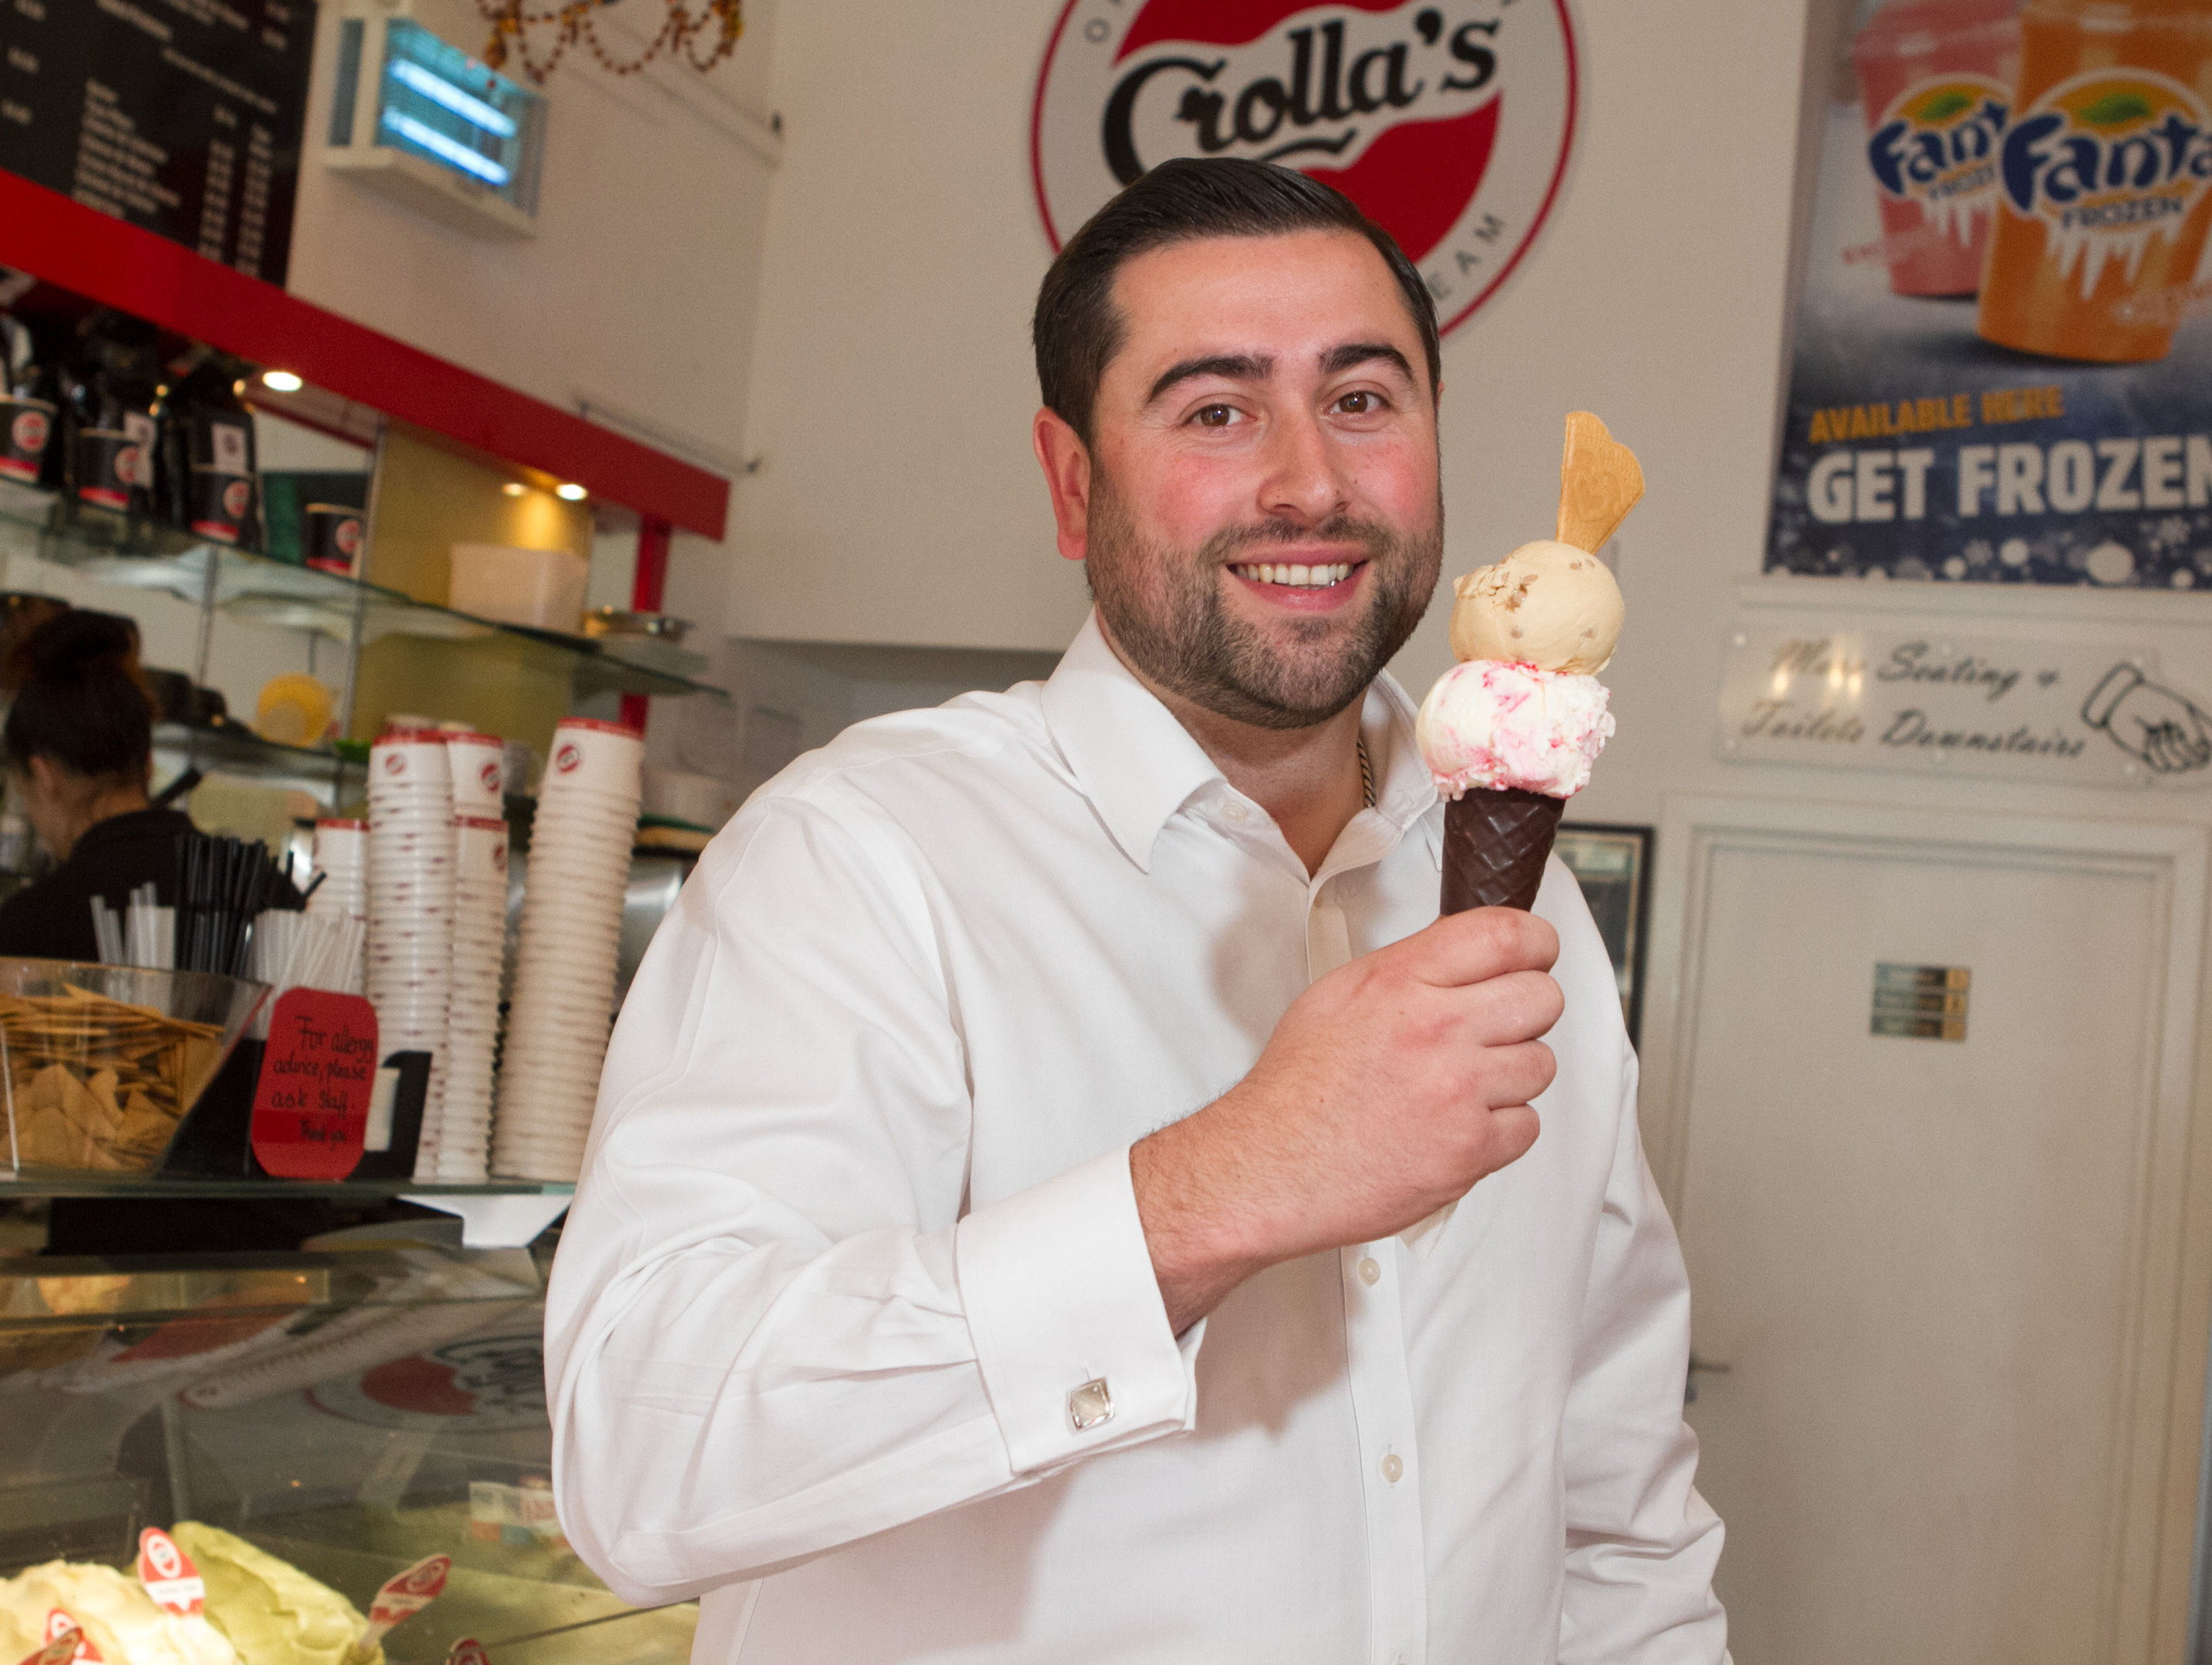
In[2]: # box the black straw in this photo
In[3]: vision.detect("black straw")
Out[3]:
[172,830,307,977]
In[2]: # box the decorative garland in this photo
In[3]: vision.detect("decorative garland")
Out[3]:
[479,0,742,82]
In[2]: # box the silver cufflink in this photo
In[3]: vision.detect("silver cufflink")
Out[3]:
[1067,1377,1114,1431]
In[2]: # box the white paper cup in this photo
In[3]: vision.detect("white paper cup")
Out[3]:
[444,732,506,813]
[542,718,644,796]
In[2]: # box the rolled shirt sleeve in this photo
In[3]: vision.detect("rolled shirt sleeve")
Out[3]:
[1557,1046,1730,1663]
[544,791,1199,1606]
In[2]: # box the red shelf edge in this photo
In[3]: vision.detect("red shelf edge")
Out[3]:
[0,171,729,540]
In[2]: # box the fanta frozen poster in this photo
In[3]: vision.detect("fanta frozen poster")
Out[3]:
[1767,0,2212,591]
[1033,0,1578,337]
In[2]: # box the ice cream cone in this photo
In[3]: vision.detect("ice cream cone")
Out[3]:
[1440,788,1565,915]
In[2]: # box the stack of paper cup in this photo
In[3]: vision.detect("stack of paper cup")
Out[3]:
[445,730,507,818]
[493,718,642,1181]
[366,731,456,1182]
[438,814,509,1181]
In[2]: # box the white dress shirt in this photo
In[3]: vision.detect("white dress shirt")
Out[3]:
[546,614,1727,1664]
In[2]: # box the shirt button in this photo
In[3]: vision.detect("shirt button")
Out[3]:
[1357,1256,1381,1286]
[1222,802,1249,823]
[1380,1454,1404,1484]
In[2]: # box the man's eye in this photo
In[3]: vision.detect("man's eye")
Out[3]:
[1336,390,1382,415]
[1192,403,1238,428]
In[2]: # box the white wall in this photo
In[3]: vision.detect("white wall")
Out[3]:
[283,0,781,483]
[718,1,1086,650]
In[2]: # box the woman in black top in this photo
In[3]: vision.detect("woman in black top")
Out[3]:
[0,610,195,960]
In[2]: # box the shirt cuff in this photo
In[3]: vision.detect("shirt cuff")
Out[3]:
[955,1145,1201,1475]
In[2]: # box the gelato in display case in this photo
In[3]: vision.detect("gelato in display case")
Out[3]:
[0,1242,693,1663]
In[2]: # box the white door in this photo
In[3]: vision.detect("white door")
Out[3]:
[1643,799,2207,1664]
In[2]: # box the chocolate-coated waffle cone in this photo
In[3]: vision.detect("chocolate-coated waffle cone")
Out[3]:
[1440,788,1565,914]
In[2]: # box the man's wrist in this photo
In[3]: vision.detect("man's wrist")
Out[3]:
[1130,1107,1273,1334]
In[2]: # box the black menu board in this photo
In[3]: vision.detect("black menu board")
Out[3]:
[0,0,315,284]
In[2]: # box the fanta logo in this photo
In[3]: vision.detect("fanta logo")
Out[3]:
[10,409,46,454]
[554,742,581,773]
[1034,0,1578,336]
[2001,69,2212,294]
[1867,75,2008,234]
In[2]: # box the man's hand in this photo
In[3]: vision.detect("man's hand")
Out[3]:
[1131,907,1563,1332]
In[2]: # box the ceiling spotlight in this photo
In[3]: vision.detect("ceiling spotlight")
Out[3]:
[261,369,304,392]
[503,482,526,496]
[555,483,587,501]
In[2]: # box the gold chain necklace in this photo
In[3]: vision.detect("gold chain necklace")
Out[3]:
[1357,738,1376,811]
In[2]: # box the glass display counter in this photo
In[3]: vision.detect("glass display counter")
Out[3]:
[0,1244,689,1663]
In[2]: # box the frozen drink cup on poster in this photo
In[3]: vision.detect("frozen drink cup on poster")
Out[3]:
[1850,0,2022,298]
[1977,0,2212,362]
[1418,412,1637,914]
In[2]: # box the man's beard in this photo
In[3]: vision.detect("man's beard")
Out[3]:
[1084,471,1441,731]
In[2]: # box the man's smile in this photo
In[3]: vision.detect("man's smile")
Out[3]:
[1226,560,1360,589]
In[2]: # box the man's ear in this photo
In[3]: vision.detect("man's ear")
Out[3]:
[1032,407,1094,563]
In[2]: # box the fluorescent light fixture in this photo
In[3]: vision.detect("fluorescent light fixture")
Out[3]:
[381,109,511,186]
[261,369,304,392]
[389,59,518,138]
[503,482,526,496]
[555,483,587,501]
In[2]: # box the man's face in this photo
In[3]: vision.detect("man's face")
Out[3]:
[1058,228,1443,730]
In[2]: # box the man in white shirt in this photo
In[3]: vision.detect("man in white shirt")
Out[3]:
[546,157,1727,1663]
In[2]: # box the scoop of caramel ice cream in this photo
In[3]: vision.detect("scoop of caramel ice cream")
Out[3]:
[1447,539,1624,674]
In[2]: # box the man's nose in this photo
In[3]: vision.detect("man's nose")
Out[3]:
[1259,407,1348,525]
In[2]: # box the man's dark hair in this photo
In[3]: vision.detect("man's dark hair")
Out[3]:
[1034,158,1441,446]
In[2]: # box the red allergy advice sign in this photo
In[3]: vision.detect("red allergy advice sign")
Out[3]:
[136,1528,205,1618]
[250,988,380,1181]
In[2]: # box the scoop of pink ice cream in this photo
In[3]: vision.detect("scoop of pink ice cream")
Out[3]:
[1415,659,1615,799]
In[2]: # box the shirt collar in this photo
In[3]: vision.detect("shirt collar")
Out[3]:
[1040,611,1441,873]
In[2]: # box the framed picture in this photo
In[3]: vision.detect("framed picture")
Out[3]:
[1555,822,1653,1047]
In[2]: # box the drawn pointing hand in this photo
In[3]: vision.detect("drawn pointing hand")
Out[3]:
[2083,664,2212,774]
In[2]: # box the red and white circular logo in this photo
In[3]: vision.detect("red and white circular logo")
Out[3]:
[554,742,582,774]
[480,759,503,795]
[1031,0,1578,337]
[222,478,252,519]
[334,517,363,556]
[10,409,47,455]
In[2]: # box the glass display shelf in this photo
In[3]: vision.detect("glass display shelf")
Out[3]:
[153,719,360,798]
[0,486,729,702]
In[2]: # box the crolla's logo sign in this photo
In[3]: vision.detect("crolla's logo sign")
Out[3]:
[1032,0,1579,335]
